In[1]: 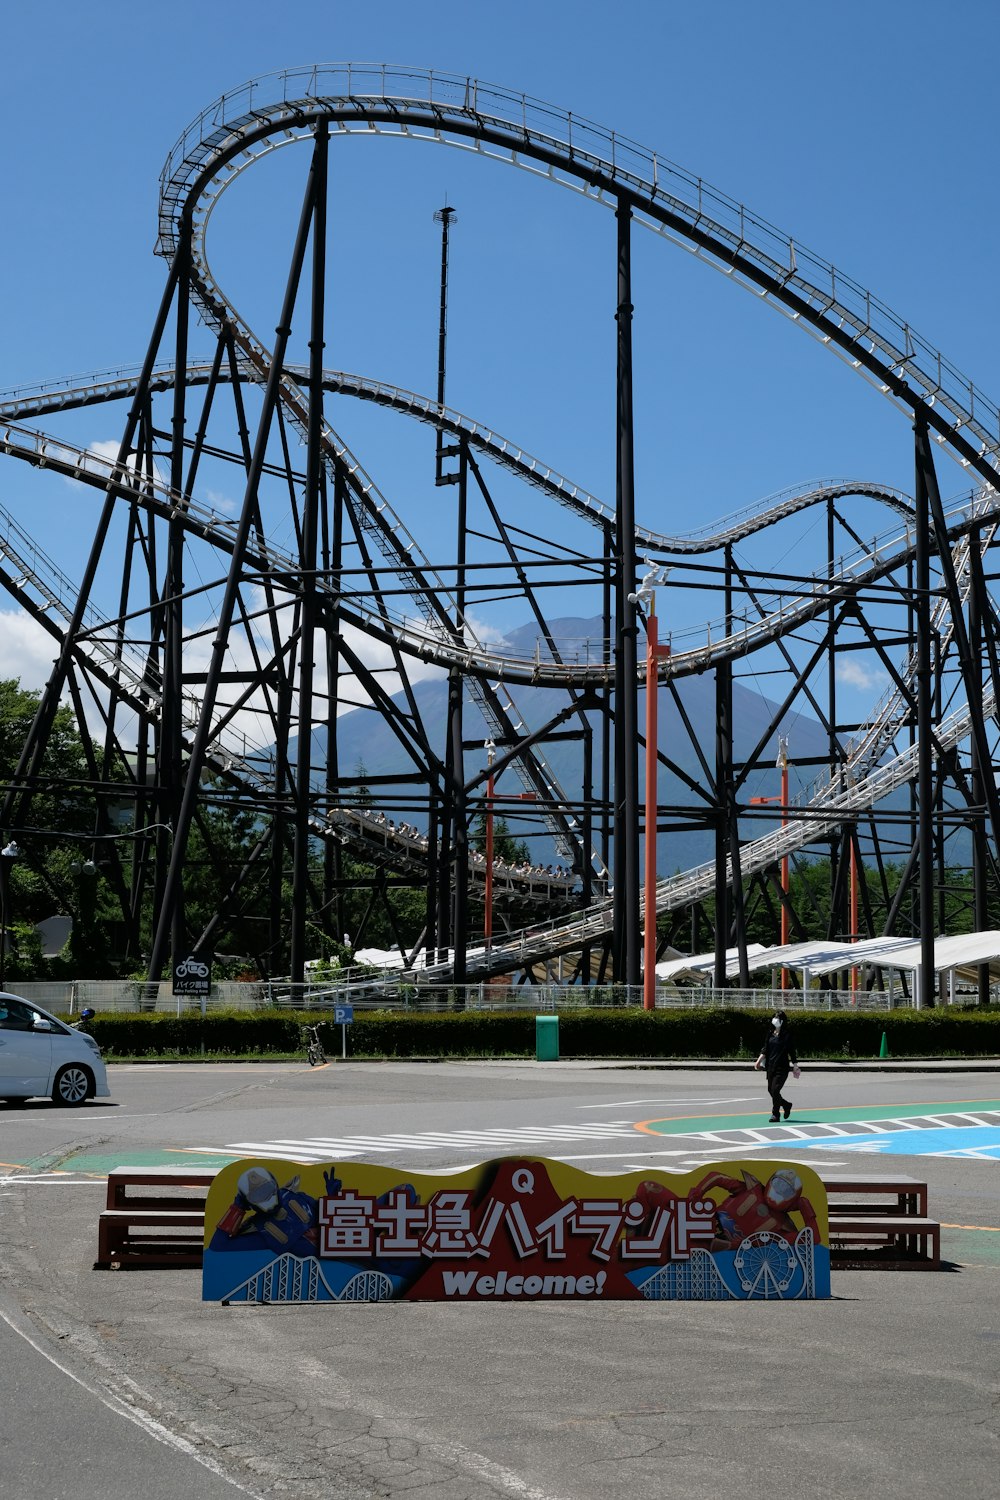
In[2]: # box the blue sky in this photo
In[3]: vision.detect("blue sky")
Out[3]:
[0,0,998,745]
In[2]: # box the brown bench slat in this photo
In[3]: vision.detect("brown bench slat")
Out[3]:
[96,1207,206,1270]
[818,1174,927,1216]
[101,1208,205,1222]
[828,1200,924,1217]
[95,1241,204,1271]
[829,1214,940,1270]
[106,1166,218,1209]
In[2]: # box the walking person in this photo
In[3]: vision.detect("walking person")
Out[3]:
[754,1008,800,1122]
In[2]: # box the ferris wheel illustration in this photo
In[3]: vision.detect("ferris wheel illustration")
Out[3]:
[733,1232,799,1298]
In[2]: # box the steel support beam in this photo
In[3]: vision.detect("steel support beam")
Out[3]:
[291,120,329,982]
[914,420,936,1007]
[148,148,320,982]
[613,199,640,986]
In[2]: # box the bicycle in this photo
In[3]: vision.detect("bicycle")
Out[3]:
[302,1023,328,1067]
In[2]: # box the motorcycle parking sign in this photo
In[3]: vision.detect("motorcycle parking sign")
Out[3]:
[173,952,212,996]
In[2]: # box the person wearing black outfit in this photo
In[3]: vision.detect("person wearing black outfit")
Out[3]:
[754,1008,800,1121]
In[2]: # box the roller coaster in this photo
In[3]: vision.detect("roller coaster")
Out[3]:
[2,64,1000,1003]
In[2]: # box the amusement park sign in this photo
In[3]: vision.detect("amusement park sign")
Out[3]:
[202,1156,830,1303]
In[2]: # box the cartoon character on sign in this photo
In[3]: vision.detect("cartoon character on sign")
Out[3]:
[213,1166,428,1277]
[691,1167,819,1249]
[212,1167,323,1255]
[630,1179,673,1232]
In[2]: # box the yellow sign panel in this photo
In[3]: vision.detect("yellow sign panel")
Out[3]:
[203,1156,829,1303]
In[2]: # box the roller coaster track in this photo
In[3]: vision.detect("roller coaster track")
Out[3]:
[413,676,998,981]
[2,413,994,686]
[4,66,1000,977]
[154,64,1000,494]
[159,64,1000,958]
[0,488,577,907]
[0,418,994,969]
[0,362,941,930]
[0,362,915,552]
[149,63,1000,904]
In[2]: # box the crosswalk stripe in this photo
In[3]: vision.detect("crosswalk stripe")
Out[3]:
[186,1108,1000,1168]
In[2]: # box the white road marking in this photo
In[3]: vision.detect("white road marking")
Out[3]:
[577,1096,757,1109]
[188,1120,644,1163]
[183,1108,1000,1169]
[0,1176,99,1187]
[0,1291,261,1496]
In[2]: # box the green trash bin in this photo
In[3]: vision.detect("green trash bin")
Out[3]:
[536,1014,559,1061]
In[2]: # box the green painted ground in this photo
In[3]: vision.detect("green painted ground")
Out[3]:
[942,1227,1000,1266]
[638,1099,1000,1135]
[22,1148,238,1174]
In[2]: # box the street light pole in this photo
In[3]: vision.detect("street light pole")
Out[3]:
[849,826,859,1003]
[628,561,670,1012]
[484,738,495,956]
[749,735,790,990]
[0,840,21,992]
[642,604,671,1011]
[778,735,790,972]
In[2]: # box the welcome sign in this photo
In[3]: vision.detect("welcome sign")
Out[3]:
[202,1156,829,1303]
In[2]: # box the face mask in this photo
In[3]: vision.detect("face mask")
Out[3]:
[771,1016,781,1029]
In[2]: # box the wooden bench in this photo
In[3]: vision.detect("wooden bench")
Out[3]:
[105,1164,218,1211]
[818,1172,928,1218]
[827,1214,941,1270]
[95,1165,219,1269]
[96,1208,206,1269]
[812,1171,940,1269]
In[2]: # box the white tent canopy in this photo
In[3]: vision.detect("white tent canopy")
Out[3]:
[742,940,859,974]
[653,931,1000,998]
[654,944,768,982]
[804,930,1000,983]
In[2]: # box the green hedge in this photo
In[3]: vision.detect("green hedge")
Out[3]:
[71,1006,1000,1060]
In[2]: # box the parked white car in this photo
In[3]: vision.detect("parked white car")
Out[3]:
[0,992,110,1106]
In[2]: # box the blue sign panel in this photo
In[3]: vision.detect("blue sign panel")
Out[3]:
[334,1005,354,1025]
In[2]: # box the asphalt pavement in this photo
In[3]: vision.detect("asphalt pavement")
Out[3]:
[2,1060,999,1500]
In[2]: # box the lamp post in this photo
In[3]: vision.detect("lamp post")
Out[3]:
[484,737,495,955]
[849,826,859,1004]
[628,559,671,1012]
[0,839,21,992]
[642,603,672,1011]
[749,735,790,989]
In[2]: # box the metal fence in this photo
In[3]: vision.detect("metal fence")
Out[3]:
[10,977,994,1015]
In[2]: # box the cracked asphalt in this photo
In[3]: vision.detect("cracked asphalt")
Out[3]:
[2,1060,999,1499]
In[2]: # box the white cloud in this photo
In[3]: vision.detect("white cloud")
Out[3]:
[87,438,126,466]
[837,658,886,691]
[0,607,139,744]
[0,608,61,691]
[205,488,238,516]
[63,439,167,491]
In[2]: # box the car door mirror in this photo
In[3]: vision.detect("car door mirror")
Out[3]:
[32,1018,54,1032]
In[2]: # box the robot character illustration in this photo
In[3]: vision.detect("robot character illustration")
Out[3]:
[691,1166,820,1250]
[211,1167,425,1282]
[211,1166,325,1256]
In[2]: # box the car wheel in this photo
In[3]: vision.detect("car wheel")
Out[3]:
[52,1065,92,1106]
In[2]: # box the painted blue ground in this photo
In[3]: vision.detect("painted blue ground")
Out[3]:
[795,1126,1000,1160]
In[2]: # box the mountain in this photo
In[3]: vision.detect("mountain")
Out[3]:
[317,616,833,876]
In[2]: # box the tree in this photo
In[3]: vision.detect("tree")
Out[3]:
[0,678,119,972]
